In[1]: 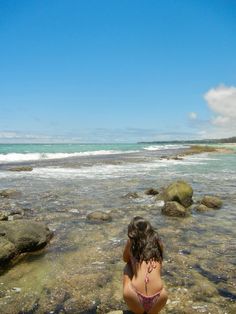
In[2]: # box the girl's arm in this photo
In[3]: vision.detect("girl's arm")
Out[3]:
[123,239,131,263]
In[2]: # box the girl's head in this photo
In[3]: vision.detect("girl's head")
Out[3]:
[128,216,163,263]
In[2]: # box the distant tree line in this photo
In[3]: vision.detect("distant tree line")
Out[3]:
[138,136,236,144]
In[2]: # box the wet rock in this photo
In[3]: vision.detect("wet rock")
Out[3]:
[200,195,223,209]
[9,166,33,172]
[195,204,211,212]
[87,211,112,222]
[123,192,139,199]
[9,208,24,216]
[162,180,193,207]
[192,281,218,301]
[162,201,189,217]
[145,188,159,196]
[0,211,9,221]
[0,189,22,199]
[0,237,17,265]
[0,220,53,259]
[8,214,23,220]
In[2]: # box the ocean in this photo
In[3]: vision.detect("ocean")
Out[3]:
[0,143,235,313]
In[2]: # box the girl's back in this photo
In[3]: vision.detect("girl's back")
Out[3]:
[131,259,163,296]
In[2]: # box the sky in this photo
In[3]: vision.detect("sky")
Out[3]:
[0,0,236,143]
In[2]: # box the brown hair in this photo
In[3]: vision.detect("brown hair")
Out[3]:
[128,216,163,263]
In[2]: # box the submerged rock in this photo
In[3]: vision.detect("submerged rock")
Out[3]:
[162,201,189,217]
[0,220,53,266]
[123,192,139,199]
[86,211,112,222]
[0,237,16,265]
[0,211,9,221]
[145,188,159,196]
[162,180,193,207]
[195,204,211,212]
[9,166,33,172]
[0,189,22,199]
[200,195,223,209]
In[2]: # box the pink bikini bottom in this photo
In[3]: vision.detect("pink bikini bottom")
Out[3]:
[131,284,161,313]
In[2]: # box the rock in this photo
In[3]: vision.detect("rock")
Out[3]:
[123,192,139,199]
[9,166,33,172]
[8,214,23,220]
[145,188,159,196]
[192,281,218,301]
[172,156,183,160]
[163,180,193,207]
[195,204,211,212]
[0,237,16,265]
[200,195,223,209]
[0,189,22,199]
[162,201,189,217]
[9,208,24,216]
[86,211,112,222]
[0,220,53,253]
[0,211,9,221]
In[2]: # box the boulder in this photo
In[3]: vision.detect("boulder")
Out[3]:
[0,189,22,199]
[162,201,189,217]
[200,196,223,209]
[145,188,159,196]
[0,220,53,253]
[9,166,33,172]
[162,180,193,207]
[86,211,112,222]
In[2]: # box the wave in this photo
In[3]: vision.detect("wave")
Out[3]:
[143,144,189,151]
[0,150,138,164]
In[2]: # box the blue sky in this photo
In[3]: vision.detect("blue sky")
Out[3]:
[0,0,236,142]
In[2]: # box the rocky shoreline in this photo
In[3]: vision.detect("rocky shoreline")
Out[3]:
[0,146,235,313]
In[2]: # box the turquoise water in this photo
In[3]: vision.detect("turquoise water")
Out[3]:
[0,143,144,154]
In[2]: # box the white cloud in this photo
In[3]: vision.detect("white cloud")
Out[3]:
[204,84,236,129]
[188,112,197,120]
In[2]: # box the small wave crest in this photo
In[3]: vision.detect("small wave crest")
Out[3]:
[144,144,189,151]
[0,150,137,164]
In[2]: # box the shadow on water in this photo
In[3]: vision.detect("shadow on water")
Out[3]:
[218,288,236,301]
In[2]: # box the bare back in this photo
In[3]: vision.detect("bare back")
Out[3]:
[131,258,163,296]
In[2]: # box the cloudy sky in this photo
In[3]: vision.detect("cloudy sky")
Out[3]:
[0,0,236,143]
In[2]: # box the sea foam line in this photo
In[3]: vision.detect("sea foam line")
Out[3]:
[0,150,139,164]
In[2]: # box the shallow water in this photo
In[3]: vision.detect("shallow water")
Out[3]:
[0,148,236,313]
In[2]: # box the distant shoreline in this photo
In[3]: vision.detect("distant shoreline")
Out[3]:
[138,136,236,145]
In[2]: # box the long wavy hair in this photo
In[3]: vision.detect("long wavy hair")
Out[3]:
[128,216,163,263]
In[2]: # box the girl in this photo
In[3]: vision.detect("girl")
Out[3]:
[123,216,168,314]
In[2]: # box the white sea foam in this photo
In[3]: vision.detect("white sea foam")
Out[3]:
[144,144,189,151]
[0,150,138,164]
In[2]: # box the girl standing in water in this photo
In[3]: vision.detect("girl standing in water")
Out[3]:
[123,216,168,314]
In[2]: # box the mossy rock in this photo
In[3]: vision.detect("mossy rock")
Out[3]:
[9,166,33,172]
[87,211,112,222]
[195,204,211,212]
[0,237,17,265]
[162,201,190,217]
[0,189,22,199]
[163,180,193,207]
[200,195,223,209]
